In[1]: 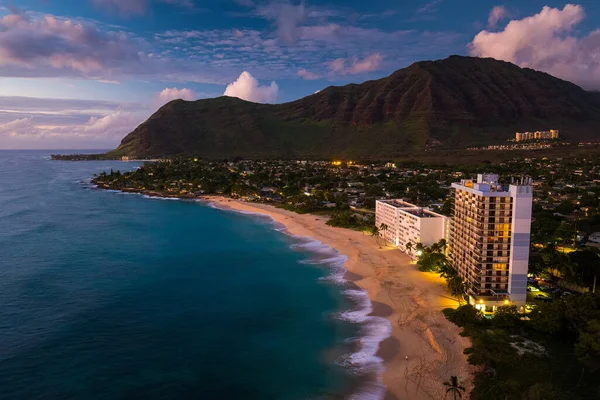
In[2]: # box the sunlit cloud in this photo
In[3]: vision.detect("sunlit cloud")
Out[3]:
[224,71,279,103]
[470,4,600,89]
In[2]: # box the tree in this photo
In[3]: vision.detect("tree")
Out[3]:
[492,305,520,328]
[379,223,389,245]
[448,275,467,303]
[370,225,381,246]
[415,242,425,254]
[443,376,466,400]
[406,241,413,253]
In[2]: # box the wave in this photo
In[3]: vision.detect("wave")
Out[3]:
[335,289,391,400]
[142,198,391,400]
[141,195,181,201]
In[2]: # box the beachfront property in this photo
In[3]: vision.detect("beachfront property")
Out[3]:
[451,174,533,310]
[515,129,559,142]
[375,200,449,258]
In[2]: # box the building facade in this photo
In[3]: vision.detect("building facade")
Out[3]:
[515,129,559,142]
[375,200,448,258]
[451,174,532,310]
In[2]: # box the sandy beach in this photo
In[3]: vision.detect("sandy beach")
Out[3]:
[205,196,475,400]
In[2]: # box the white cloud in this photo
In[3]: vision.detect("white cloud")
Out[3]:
[223,71,279,103]
[328,53,384,75]
[156,87,195,106]
[470,4,600,89]
[0,111,142,141]
[297,69,321,80]
[487,5,508,29]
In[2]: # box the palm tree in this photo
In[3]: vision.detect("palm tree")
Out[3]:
[379,223,389,246]
[443,376,466,400]
[406,241,413,254]
[437,238,448,253]
[415,242,425,255]
[370,225,381,246]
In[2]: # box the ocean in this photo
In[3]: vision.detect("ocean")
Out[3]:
[0,150,389,400]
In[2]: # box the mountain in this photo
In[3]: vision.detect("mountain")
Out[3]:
[108,56,600,159]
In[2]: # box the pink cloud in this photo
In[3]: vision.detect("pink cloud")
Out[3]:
[487,5,509,29]
[0,13,140,74]
[92,0,193,17]
[470,4,600,89]
[0,111,142,140]
[328,53,384,76]
[297,69,321,80]
[156,87,196,106]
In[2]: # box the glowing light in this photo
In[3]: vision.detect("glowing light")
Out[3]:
[416,250,423,256]
[504,299,509,305]
[479,299,484,304]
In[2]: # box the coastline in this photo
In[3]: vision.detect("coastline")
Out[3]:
[203,196,475,400]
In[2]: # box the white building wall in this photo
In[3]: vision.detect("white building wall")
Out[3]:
[508,184,533,306]
[418,217,446,247]
[375,200,448,258]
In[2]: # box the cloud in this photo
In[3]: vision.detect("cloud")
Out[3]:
[92,0,147,16]
[156,87,195,106]
[0,12,141,75]
[328,53,384,75]
[256,1,307,44]
[417,0,443,14]
[0,111,142,140]
[469,4,600,89]
[0,96,144,115]
[223,71,279,103]
[0,117,36,137]
[297,69,321,80]
[487,6,508,29]
[0,95,149,148]
[92,0,193,17]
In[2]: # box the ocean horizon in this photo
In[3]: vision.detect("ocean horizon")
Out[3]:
[0,150,389,400]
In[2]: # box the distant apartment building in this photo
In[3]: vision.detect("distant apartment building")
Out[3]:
[375,200,449,258]
[451,174,533,310]
[515,129,559,142]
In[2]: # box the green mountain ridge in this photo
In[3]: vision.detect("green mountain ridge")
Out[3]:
[108,56,600,159]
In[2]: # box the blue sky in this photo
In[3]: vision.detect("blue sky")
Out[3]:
[1,0,599,149]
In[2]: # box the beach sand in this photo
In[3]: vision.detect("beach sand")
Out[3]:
[206,197,475,400]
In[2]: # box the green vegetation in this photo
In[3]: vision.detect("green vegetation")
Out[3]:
[415,239,468,303]
[443,295,600,399]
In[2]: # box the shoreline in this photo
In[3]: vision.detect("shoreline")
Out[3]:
[203,196,475,400]
[91,182,475,399]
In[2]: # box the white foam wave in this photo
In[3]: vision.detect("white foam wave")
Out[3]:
[335,289,391,398]
[141,195,180,201]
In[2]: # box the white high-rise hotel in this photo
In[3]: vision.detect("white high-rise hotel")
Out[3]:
[451,174,532,309]
[376,173,532,310]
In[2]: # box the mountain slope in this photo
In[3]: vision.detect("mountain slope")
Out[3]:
[108,56,600,159]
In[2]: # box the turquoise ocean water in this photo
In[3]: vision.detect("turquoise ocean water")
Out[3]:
[0,150,389,400]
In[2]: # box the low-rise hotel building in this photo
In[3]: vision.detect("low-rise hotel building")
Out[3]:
[451,174,532,310]
[375,200,449,258]
[515,129,559,142]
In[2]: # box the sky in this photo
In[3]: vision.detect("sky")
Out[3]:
[0,0,599,149]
